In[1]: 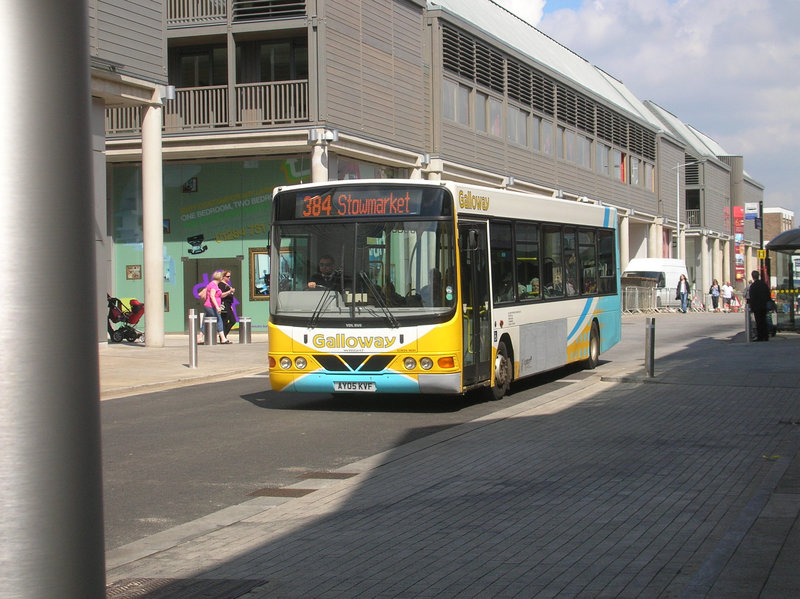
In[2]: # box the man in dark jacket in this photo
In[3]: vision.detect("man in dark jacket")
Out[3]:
[747,270,770,341]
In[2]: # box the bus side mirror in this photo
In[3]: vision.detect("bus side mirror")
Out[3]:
[466,230,479,250]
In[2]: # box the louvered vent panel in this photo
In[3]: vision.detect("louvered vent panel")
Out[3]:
[576,94,594,134]
[612,114,627,148]
[507,60,531,104]
[556,85,576,126]
[597,106,613,142]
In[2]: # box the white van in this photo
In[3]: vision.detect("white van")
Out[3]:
[622,258,689,309]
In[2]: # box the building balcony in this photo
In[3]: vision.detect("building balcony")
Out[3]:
[686,209,701,226]
[167,0,306,28]
[105,80,309,136]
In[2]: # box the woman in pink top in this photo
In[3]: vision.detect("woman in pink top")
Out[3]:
[204,270,230,343]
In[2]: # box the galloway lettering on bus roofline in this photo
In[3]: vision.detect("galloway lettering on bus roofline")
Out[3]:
[312,334,398,349]
[458,190,490,211]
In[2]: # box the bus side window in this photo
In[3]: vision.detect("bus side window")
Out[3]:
[490,222,514,302]
[515,222,540,300]
[597,229,617,294]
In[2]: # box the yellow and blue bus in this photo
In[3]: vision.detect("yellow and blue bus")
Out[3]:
[268,180,620,399]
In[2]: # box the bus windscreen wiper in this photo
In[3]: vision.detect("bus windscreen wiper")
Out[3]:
[309,287,337,329]
[359,271,399,328]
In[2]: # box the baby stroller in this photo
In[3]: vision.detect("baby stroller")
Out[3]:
[107,294,145,343]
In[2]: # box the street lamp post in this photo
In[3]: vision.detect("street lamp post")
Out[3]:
[671,161,702,261]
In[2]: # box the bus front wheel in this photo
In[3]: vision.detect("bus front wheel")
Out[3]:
[585,322,600,370]
[490,340,512,400]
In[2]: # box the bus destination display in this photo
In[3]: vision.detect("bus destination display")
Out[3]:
[296,189,423,218]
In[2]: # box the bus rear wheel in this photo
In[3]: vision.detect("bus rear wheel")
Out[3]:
[584,322,600,370]
[490,340,512,400]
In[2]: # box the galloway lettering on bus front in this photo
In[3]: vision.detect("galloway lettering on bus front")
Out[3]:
[312,334,398,349]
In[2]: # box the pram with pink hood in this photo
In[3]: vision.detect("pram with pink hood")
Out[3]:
[107,293,145,342]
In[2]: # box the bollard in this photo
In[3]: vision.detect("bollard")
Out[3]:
[744,304,751,343]
[238,317,252,344]
[203,318,218,345]
[644,317,655,378]
[188,309,198,368]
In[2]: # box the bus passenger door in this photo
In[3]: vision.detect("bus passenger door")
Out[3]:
[458,222,492,388]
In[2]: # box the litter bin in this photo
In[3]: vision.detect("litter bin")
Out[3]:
[203,318,217,345]
[238,317,252,344]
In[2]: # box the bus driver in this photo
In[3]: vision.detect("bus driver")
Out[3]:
[308,254,340,290]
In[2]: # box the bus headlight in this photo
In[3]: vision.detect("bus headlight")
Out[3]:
[403,357,417,370]
[279,357,292,369]
[420,357,434,370]
[294,357,307,370]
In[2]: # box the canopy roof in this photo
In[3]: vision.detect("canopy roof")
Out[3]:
[766,229,800,254]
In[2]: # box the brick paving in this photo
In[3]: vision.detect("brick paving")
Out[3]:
[104,315,800,598]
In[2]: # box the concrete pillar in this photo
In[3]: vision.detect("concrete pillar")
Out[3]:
[426,158,444,181]
[0,0,105,594]
[619,213,630,270]
[648,221,658,257]
[700,234,709,298]
[713,237,722,285]
[310,139,329,182]
[722,238,731,285]
[142,102,165,347]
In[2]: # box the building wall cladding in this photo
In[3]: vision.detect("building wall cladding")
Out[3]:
[323,0,427,150]
[91,0,166,81]
[657,138,684,220]
[434,17,659,213]
[704,161,732,232]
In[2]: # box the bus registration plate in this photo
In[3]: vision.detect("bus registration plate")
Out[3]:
[334,381,376,392]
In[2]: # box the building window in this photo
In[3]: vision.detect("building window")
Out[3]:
[577,135,591,169]
[531,117,540,151]
[564,128,575,162]
[236,38,308,84]
[542,119,553,156]
[644,163,655,192]
[596,142,610,175]
[613,150,626,182]
[488,96,502,136]
[508,105,528,146]
[630,157,640,185]
[171,46,227,87]
[476,91,488,133]
[443,79,470,126]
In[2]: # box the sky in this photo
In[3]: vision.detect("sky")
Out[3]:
[493,0,800,218]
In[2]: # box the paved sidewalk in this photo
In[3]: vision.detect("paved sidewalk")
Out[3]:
[99,332,269,400]
[103,316,800,598]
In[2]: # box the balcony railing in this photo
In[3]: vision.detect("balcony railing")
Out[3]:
[167,0,306,27]
[686,209,701,226]
[105,80,309,136]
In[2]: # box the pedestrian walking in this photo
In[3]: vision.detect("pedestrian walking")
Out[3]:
[709,279,720,312]
[675,274,690,313]
[721,280,734,312]
[746,270,770,341]
[204,270,231,344]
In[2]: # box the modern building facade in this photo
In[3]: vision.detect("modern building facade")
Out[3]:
[99,0,766,337]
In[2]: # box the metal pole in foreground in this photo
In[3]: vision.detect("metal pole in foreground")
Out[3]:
[189,309,198,368]
[645,317,656,378]
[0,1,106,595]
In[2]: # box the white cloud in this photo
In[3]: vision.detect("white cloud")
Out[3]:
[494,0,800,217]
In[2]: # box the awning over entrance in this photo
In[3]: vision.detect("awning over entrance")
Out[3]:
[766,228,800,254]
